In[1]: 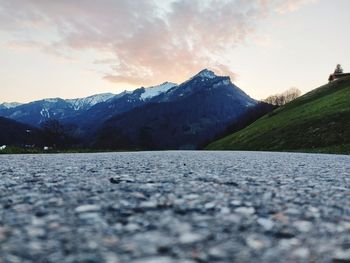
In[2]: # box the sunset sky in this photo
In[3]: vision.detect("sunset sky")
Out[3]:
[0,0,349,103]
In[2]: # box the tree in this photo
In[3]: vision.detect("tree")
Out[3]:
[264,88,301,106]
[284,87,301,103]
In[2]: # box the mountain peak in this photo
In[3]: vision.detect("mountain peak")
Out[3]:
[195,69,217,79]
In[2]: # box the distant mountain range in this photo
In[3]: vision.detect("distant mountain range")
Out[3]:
[0,82,177,129]
[0,69,260,150]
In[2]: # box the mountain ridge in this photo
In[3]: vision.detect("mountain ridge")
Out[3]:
[0,82,180,128]
[0,69,245,130]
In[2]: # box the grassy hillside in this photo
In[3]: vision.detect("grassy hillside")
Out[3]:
[206,77,350,154]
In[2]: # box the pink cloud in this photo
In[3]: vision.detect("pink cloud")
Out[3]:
[0,0,318,86]
[275,0,318,13]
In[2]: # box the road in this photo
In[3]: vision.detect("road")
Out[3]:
[0,151,349,263]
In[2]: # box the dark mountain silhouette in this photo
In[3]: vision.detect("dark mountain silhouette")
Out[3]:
[0,117,43,146]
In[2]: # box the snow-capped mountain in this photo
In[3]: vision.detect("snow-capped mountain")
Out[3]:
[150,69,256,107]
[0,93,118,127]
[94,69,258,150]
[0,82,178,128]
[192,68,217,79]
[0,68,262,150]
[67,82,178,134]
[0,98,73,126]
[0,69,265,149]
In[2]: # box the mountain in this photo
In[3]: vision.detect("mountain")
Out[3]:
[140,82,177,100]
[93,69,257,150]
[0,69,259,150]
[0,98,78,127]
[67,82,177,135]
[0,94,117,127]
[0,102,22,110]
[66,93,116,111]
[0,117,43,146]
[0,84,177,130]
[207,77,350,154]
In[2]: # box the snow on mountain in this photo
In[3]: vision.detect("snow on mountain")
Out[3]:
[67,93,116,110]
[194,69,217,79]
[140,82,177,100]
[0,102,22,109]
[42,98,61,103]
[178,69,218,88]
[40,108,51,118]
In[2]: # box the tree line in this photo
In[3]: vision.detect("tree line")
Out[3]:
[264,87,301,106]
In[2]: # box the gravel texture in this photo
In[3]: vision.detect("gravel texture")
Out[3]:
[0,151,349,263]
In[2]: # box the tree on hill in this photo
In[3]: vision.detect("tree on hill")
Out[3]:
[264,87,301,106]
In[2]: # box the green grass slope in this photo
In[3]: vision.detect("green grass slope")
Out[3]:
[206,77,350,154]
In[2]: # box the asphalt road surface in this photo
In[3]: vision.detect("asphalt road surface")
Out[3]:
[0,151,349,263]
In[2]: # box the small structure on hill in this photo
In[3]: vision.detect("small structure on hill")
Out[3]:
[329,64,350,82]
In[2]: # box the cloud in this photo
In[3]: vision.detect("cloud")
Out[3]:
[4,40,76,62]
[0,0,318,86]
[275,0,318,13]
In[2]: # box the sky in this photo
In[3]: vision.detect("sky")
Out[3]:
[0,0,349,103]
